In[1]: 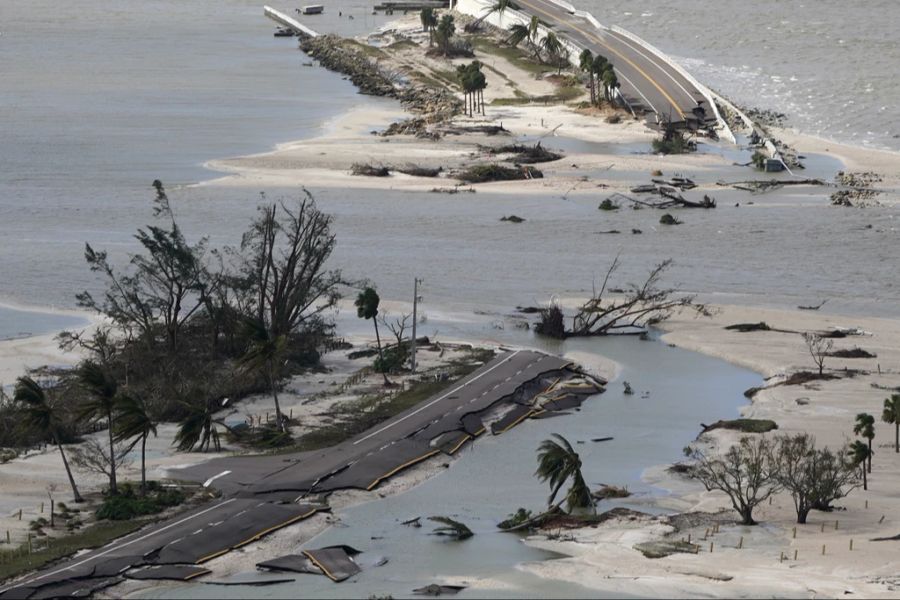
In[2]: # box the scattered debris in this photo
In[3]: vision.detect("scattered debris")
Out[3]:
[598,198,619,211]
[700,419,778,435]
[634,540,699,558]
[395,164,443,177]
[798,300,828,311]
[623,381,634,395]
[591,437,614,443]
[592,484,631,500]
[500,215,526,223]
[486,142,562,164]
[456,164,542,183]
[659,213,682,225]
[827,348,877,359]
[402,516,422,528]
[429,516,474,540]
[430,186,475,194]
[413,583,467,595]
[351,163,391,177]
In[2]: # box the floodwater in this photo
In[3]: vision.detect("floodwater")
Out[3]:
[138,330,761,599]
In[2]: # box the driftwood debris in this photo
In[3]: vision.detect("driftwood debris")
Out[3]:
[798,300,828,311]
[626,185,715,209]
[716,178,826,194]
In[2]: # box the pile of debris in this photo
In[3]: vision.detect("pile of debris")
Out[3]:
[626,177,715,209]
[831,170,882,206]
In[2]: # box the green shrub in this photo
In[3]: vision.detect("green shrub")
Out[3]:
[95,483,186,521]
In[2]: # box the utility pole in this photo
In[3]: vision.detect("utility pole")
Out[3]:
[411,277,422,373]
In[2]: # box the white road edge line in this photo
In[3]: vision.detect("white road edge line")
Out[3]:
[203,470,232,488]
[0,498,238,593]
[352,351,522,445]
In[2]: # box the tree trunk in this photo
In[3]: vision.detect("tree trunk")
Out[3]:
[862,464,867,490]
[739,506,756,526]
[140,434,147,496]
[868,438,872,473]
[373,318,389,384]
[589,72,595,105]
[797,506,810,524]
[268,365,285,432]
[107,409,118,495]
[56,440,84,503]
[895,422,898,453]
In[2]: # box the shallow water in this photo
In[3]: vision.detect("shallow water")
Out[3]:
[0,305,88,341]
[138,331,760,599]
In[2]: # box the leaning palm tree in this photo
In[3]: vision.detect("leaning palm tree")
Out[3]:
[238,318,289,432]
[77,360,119,494]
[849,440,871,490]
[14,376,83,503]
[468,0,510,31]
[174,397,224,453]
[535,433,593,514]
[579,48,595,104]
[506,23,530,48]
[882,394,900,453]
[355,287,390,384]
[853,412,875,473]
[113,394,157,495]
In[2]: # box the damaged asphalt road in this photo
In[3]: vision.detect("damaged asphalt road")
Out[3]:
[0,350,604,599]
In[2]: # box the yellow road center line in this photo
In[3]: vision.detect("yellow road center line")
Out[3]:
[516,0,686,120]
[303,550,339,581]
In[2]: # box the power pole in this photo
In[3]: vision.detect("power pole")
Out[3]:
[411,277,422,373]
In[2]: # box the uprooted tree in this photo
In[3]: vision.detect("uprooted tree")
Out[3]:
[535,258,708,338]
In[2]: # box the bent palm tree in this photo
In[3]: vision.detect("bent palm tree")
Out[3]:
[174,397,224,452]
[849,440,871,490]
[538,31,562,66]
[14,376,83,503]
[239,318,289,431]
[535,434,593,514]
[853,412,875,473]
[420,8,438,46]
[470,0,510,30]
[506,23,530,47]
[113,394,157,495]
[882,394,900,453]
[77,360,120,494]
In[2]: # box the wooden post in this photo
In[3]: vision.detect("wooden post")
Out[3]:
[687,533,691,543]
[738,536,743,549]
[703,528,709,540]
[779,551,784,562]
[865,499,868,509]
[821,544,826,556]
[40,502,43,514]
[18,509,22,521]
[793,549,798,561]
[849,539,853,551]
[820,522,825,533]
[709,541,714,553]
[5,530,9,544]
[880,515,885,523]
[792,527,796,539]
[289,409,293,421]
[835,520,839,530]
[27,534,32,554]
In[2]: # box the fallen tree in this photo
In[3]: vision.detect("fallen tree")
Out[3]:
[533,258,709,338]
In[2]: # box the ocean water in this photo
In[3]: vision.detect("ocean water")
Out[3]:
[579,0,900,151]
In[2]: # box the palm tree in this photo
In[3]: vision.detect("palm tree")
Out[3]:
[853,412,875,473]
[470,0,510,30]
[882,394,900,453]
[238,318,288,432]
[579,48,595,105]
[506,23,530,48]
[535,434,593,514]
[14,377,83,503]
[592,55,608,105]
[174,397,224,453]
[420,8,438,47]
[355,287,390,384]
[849,440,871,490]
[602,68,620,103]
[77,360,119,494]
[539,32,563,66]
[113,394,157,495]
